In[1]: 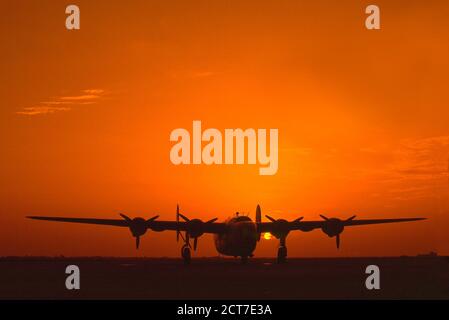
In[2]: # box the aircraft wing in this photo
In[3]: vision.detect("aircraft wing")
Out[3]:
[27,216,129,227]
[26,216,227,234]
[296,217,426,231]
[327,217,426,227]
[258,217,426,233]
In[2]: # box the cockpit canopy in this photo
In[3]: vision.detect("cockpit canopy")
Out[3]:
[229,215,252,223]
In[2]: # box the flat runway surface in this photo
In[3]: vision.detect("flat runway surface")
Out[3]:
[1,257,448,299]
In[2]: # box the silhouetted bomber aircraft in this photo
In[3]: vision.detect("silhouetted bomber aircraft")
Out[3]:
[27,205,426,263]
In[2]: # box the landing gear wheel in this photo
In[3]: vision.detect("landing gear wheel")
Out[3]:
[181,245,191,264]
[277,246,287,264]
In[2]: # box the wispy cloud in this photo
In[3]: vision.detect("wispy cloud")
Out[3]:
[191,71,216,78]
[281,147,313,156]
[16,106,71,116]
[60,95,99,101]
[286,136,449,202]
[82,89,105,95]
[16,89,107,116]
[355,136,449,202]
[170,70,218,80]
[392,136,449,179]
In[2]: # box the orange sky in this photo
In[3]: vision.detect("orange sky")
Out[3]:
[1,0,448,257]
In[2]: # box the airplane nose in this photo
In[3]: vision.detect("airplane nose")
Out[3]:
[241,224,257,242]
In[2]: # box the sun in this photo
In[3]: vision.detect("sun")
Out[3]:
[263,232,272,240]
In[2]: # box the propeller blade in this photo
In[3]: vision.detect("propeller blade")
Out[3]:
[136,236,140,249]
[119,213,132,222]
[147,215,159,222]
[194,237,198,251]
[336,234,340,249]
[346,215,356,221]
[178,230,186,243]
[320,215,329,221]
[178,213,190,222]
[265,215,276,222]
[186,233,192,248]
[292,217,304,223]
[206,218,218,224]
[176,205,180,242]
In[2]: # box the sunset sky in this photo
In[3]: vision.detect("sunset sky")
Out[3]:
[1,0,448,257]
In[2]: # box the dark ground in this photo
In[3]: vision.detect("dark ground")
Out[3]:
[0,256,448,299]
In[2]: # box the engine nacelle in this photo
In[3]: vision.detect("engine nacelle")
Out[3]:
[129,217,148,237]
[187,219,205,238]
[321,218,344,238]
[270,219,290,239]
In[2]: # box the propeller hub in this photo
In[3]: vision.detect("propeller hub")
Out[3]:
[130,217,148,237]
[271,219,290,239]
[322,218,344,237]
[187,219,205,238]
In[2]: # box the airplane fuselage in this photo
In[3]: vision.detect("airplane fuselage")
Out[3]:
[214,216,258,257]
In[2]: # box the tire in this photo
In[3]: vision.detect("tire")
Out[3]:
[182,246,191,264]
[277,246,287,264]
